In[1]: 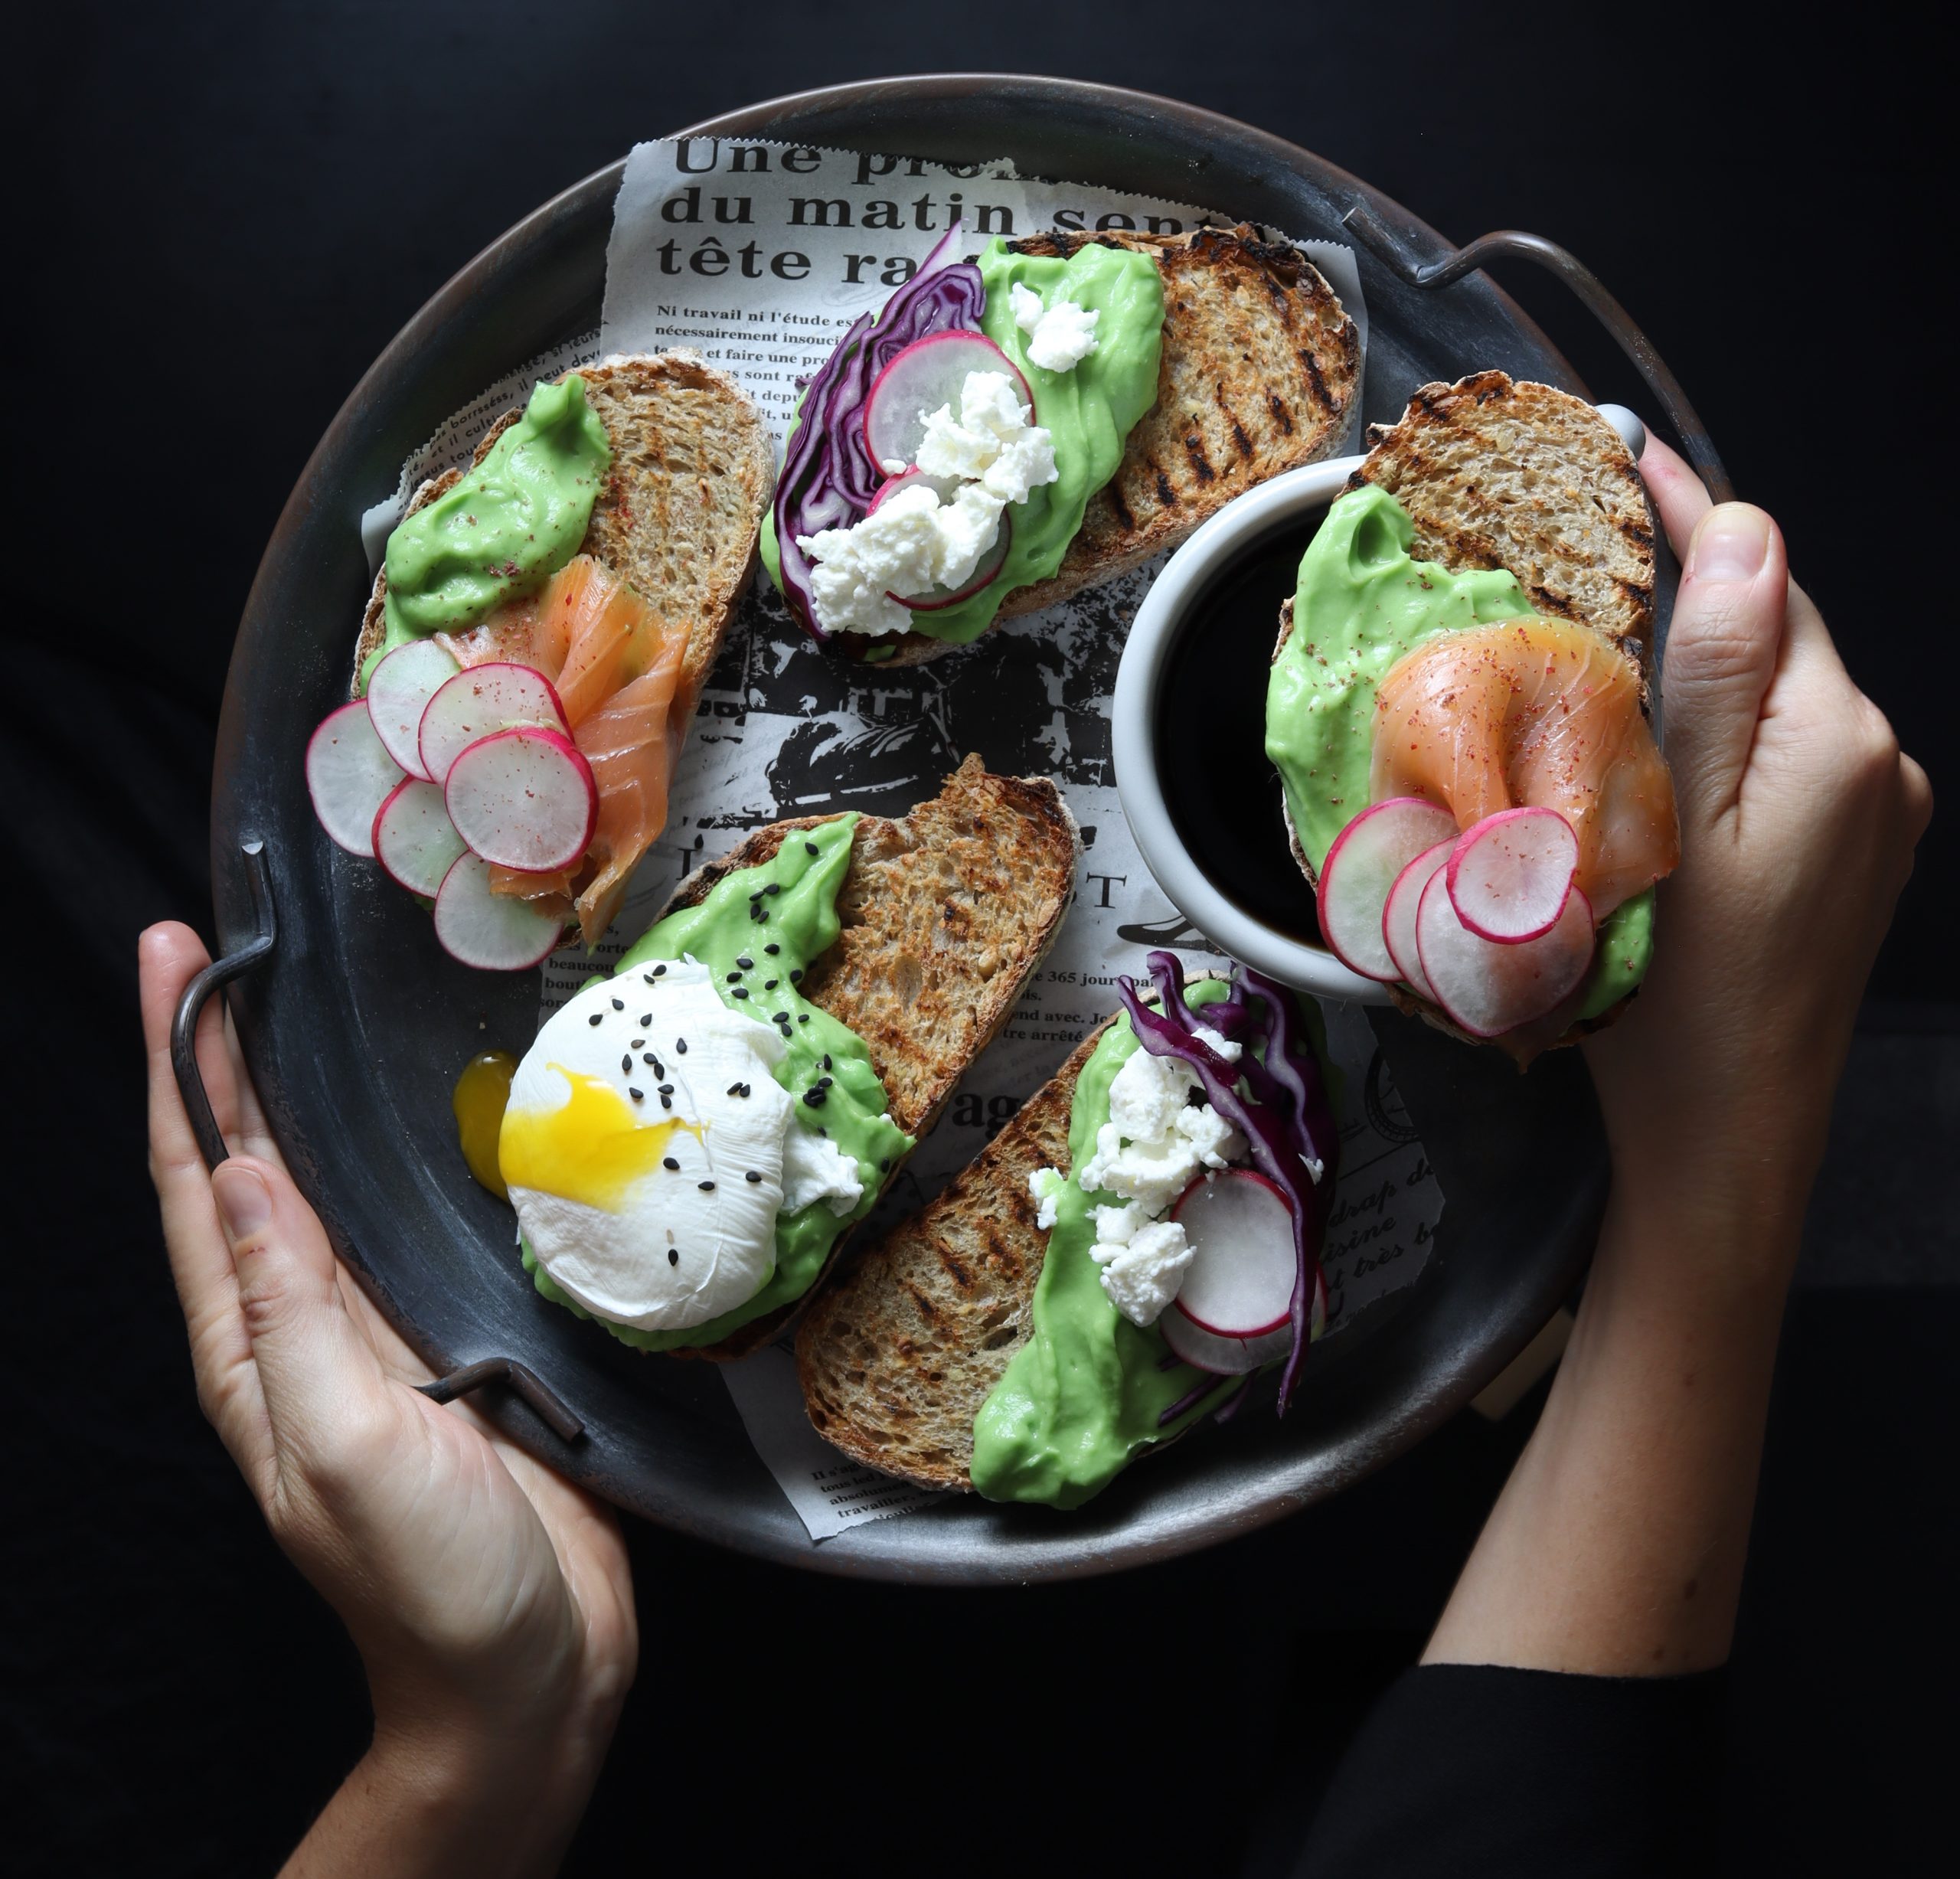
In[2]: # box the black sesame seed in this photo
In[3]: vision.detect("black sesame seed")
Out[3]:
[642,972,657,985]
[588,1012,604,1028]
[764,943,780,956]
[697,1180,715,1192]
[797,1015,809,1024]
[652,1059,664,1079]
[740,1083,752,1096]
[818,1076,833,1090]
[675,1038,688,1054]
[639,1014,652,1027]
[663,1157,679,1171]
[804,841,818,855]
[822,1054,832,1070]
[789,969,804,983]
[652,963,668,977]
[660,1094,673,1110]
[630,1038,645,1049]
[732,987,750,1000]
[629,1088,644,1101]
[748,888,763,900]
[737,956,754,969]
[776,1012,790,1025]
[879,1158,890,1171]
[803,1089,827,1108]
[726,970,742,982]
[668,1247,679,1266]
[766,884,780,897]
[764,979,778,991]
[643,1052,658,1067]
[658,1084,674,1096]
[621,1054,632,1074]
[611,998,624,1011]
[745,1170,762,1184]
[727,1082,743,1096]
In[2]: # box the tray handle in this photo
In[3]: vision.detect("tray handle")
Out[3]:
[1341,207,1736,506]
[174,840,582,1442]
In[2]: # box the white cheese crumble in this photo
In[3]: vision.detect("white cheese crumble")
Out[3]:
[795,370,1057,638]
[1010,283,1102,373]
[1027,1032,1251,1328]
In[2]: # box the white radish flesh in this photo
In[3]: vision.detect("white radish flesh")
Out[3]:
[1416,868,1596,1038]
[1383,839,1453,1001]
[365,639,459,780]
[372,778,467,898]
[306,701,404,858]
[1169,1169,1298,1335]
[418,662,567,786]
[861,332,1034,471]
[1158,1302,1295,1377]
[443,727,597,874]
[1446,807,1580,943]
[1315,798,1459,980]
[432,853,566,972]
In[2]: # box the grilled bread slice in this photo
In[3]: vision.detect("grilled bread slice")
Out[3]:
[671,755,1080,1360]
[353,350,773,711]
[795,1021,1109,1488]
[1275,371,1658,1045]
[870,225,1360,666]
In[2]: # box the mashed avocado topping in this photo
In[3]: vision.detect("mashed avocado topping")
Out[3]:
[380,374,610,655]
[760,237,1164,645]
[522,815,913,1352]
[970,979,1246,1509]
[1265,485,1655,1003]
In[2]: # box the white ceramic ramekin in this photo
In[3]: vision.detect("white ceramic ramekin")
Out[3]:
[1112,456,1383,1002]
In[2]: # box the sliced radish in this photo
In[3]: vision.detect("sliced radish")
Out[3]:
[1159,1306,1292,1377]
[862,331,1034,472]
[432,852,565,972]
[365,639,459,780]
[1416,868,1596,1038]
[868,467,961,511]
[372,778,467,897]
[306,701,404,858]
[443,727,597,874]
[1446,807,1580,944]
[1383,839,1453,1001]
[1170,1169,1298,1336]
[419,662,567,786]
[1315,798,1459,980]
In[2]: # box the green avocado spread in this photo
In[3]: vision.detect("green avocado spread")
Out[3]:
[1264,485,1655,1007]
[761,236,1165,645]
[522,815,913,1351]
[972,979,1286,1509]
[378,374,610,660]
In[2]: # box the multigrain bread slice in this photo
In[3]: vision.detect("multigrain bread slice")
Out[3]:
[669,755,1081,1360]
[864,225,1360,666]
[794,1021,1109,1488]
[352,350,773,708]
[1275,371,1657,1048]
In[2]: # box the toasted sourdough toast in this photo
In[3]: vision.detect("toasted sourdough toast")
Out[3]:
[1275,371,1657,1046]
[353,351,773,711]
[795,1020,1111,1488]
[668,756,1080,1360]
[866,226,1360,666]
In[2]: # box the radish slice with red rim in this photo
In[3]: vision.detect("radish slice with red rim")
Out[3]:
[1315,798,1459,980]
[432,853,566,972]
[1446,806,1580,943]
[419,662,567,786]
[1158,1305,1292,1377]
[1169,1169,1298,1337]
[365,639,459,780]
[862,330,1034,471]
[372,778,467,898]
[897,508,1011,611]
[1383,838,1454,1001]
[443,727,597,874]
[1416,866,1596,1038]
[306,701,404,858]
[867,468,962,511]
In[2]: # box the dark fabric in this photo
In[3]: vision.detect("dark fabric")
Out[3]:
[1299,1665,1724,1879]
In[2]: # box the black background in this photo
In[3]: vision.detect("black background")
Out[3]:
[8,4,1953,1874]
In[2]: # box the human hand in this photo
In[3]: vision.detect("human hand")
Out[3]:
[141,922,636,1874]
[1584,440,1932,1266]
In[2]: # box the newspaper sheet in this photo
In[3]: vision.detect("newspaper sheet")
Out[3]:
[363,138,1442,1545]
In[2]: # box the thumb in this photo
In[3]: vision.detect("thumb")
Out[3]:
[210,1156,383,1472]
[1661,503,1788,824]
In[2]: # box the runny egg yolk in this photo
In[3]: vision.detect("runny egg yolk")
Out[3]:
[452,1051,517,1199]
[498,1064,703,1213]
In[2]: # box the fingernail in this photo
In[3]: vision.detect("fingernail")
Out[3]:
[1689,505,1770,583]
[212,1165,272,1243]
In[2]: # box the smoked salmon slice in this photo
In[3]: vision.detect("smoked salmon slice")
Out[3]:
[1370,616,1680,919]
[436,554,685,947]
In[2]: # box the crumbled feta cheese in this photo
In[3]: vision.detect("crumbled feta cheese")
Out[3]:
[1093,1199,1150,1246]
[795,481,1004,637]
[1027,1165,1067,1232]
[1174,1100,1246,1170]
[1009,285,1101,374]
[1107,1044,1199,1142]
[1193,1024,1242,1063]
[1077,1119,1203,1214]
[878,456,910,477]
[1091,1218,1193,1326]
[916,370,1058,503]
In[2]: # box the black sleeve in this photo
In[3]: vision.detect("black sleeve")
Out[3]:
[1296,1663,1725,1879]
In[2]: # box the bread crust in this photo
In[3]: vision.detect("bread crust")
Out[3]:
[832,224,1360,666]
